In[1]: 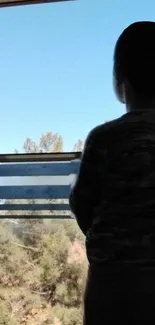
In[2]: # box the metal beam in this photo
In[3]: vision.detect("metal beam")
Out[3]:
[0,152,81,162]
[0,161,80,176]
[0,185,70,199]
[0,0,74,8]
[1,215,71,219]
[0,203,70,210]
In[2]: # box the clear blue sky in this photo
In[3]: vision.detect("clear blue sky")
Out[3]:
[0,0,155,153]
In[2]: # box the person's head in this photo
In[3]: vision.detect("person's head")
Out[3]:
[113,21,155,111]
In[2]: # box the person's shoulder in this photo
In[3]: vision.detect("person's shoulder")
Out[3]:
[87,113,128,141]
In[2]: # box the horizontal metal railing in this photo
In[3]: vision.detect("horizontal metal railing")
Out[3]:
[0,152,81,162]
[0,152,81,219]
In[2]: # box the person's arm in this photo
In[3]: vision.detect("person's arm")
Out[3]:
[69,129,100,235]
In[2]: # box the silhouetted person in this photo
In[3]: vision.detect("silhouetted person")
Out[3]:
[69,21,155,325]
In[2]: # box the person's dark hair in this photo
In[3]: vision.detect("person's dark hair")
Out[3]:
[113,21,155,99]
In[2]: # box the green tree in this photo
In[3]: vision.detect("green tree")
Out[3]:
[40,226,87,321]
[23,132,63,153]
[0,301,19,325]
[73,140,83,152]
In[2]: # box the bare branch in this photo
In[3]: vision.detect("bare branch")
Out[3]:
[10,241,40,252]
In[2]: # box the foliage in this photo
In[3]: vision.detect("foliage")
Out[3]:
[52,305,82,325]
[0,301,19,325]
[73,140,84,152]
[0,219,87,325]
[22,132,63,153]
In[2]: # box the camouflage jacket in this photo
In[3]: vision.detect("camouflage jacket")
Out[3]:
[69,110,155,267]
